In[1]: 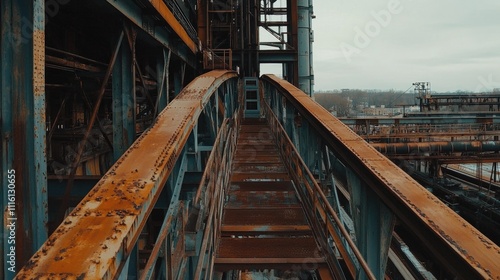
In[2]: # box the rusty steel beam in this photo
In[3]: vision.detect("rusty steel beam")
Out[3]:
[15,70,237,279]
[261,74,500,279]
[149,0,198,53]
[193,118,239,279]
[104,0,196,68]
[263,104,376,280]
[45,55,103,72]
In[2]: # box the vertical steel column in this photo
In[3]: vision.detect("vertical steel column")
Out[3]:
[112,36,135,161]
[297,0,314,96]
[285,99,296,145]
[287,0,299,86]
[173,67,183,96]
[155,48,171,115]
[224,82,235,118]
[292,129,301,157]
[1,0,47,277]
[127,245,138,277]
[186,126,201,172]
[347,169,395,280]
[239,0,259,77]
[322,146,343,218]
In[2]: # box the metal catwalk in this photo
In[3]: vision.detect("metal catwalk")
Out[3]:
[216,119,326,273]
[12,71,500,279]
[3,0,500,279]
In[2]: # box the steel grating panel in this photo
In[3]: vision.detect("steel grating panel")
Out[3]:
[217,237,320,259]
[216,118,325,272]
[222,208,309,226]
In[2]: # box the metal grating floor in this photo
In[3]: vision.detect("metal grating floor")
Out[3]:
[215,118,325,270]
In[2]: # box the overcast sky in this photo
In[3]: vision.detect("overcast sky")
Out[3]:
[310,0,500,92]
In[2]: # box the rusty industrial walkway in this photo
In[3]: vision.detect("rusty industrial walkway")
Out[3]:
[215,119,327,275]
[5,0,500,278]
[14,71,500,280]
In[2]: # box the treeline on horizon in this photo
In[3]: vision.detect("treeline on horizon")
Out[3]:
[313,89,494,112]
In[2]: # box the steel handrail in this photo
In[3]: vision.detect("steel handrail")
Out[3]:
[262,101,377,280]
[193,115,240,279]
[261,74,500,279]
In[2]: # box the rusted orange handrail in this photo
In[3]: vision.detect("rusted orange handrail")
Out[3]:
[263,101,377,280]
[261,74,500,279]
[193,115,240,279]
[15,70,237,280]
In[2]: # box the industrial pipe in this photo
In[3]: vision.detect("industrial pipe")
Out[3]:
[371,141,500,154]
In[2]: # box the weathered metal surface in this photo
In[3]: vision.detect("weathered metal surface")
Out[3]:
[263,103,376,280]
[45,55,103,72]
[104,0,196,68]
[215,120,327,275]
[112,35,135,161]
[58,31,125,226]
[32,0,48,261]
[317,265,335,280]
[231,126,290,181]
[225,190,300,209]
[297,0,314,95]
[193,117,240,279]
[149,0,198,53]
[1,0,48,277]
[217,237,321,259]
[15,70,237,279]
[221,208,311,234]
[233,154,282,162]
[262,74,500,279]
[230,172,290,181]
[229,181,295,192]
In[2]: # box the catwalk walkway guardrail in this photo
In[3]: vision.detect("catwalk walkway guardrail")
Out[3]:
[261,74,500,279]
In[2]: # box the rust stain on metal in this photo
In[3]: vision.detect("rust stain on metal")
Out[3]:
[16,70,237,279]
[33,30,45,97]
[149,0,198,53]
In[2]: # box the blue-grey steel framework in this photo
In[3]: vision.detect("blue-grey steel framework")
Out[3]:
[262,100,376,279]
[14,70,238,279]
[1,1,47,279]
[10,71,500,279]
[112,35,136,161]
[4,0,500,278]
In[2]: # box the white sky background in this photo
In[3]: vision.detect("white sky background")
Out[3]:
[262,0,500,92]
